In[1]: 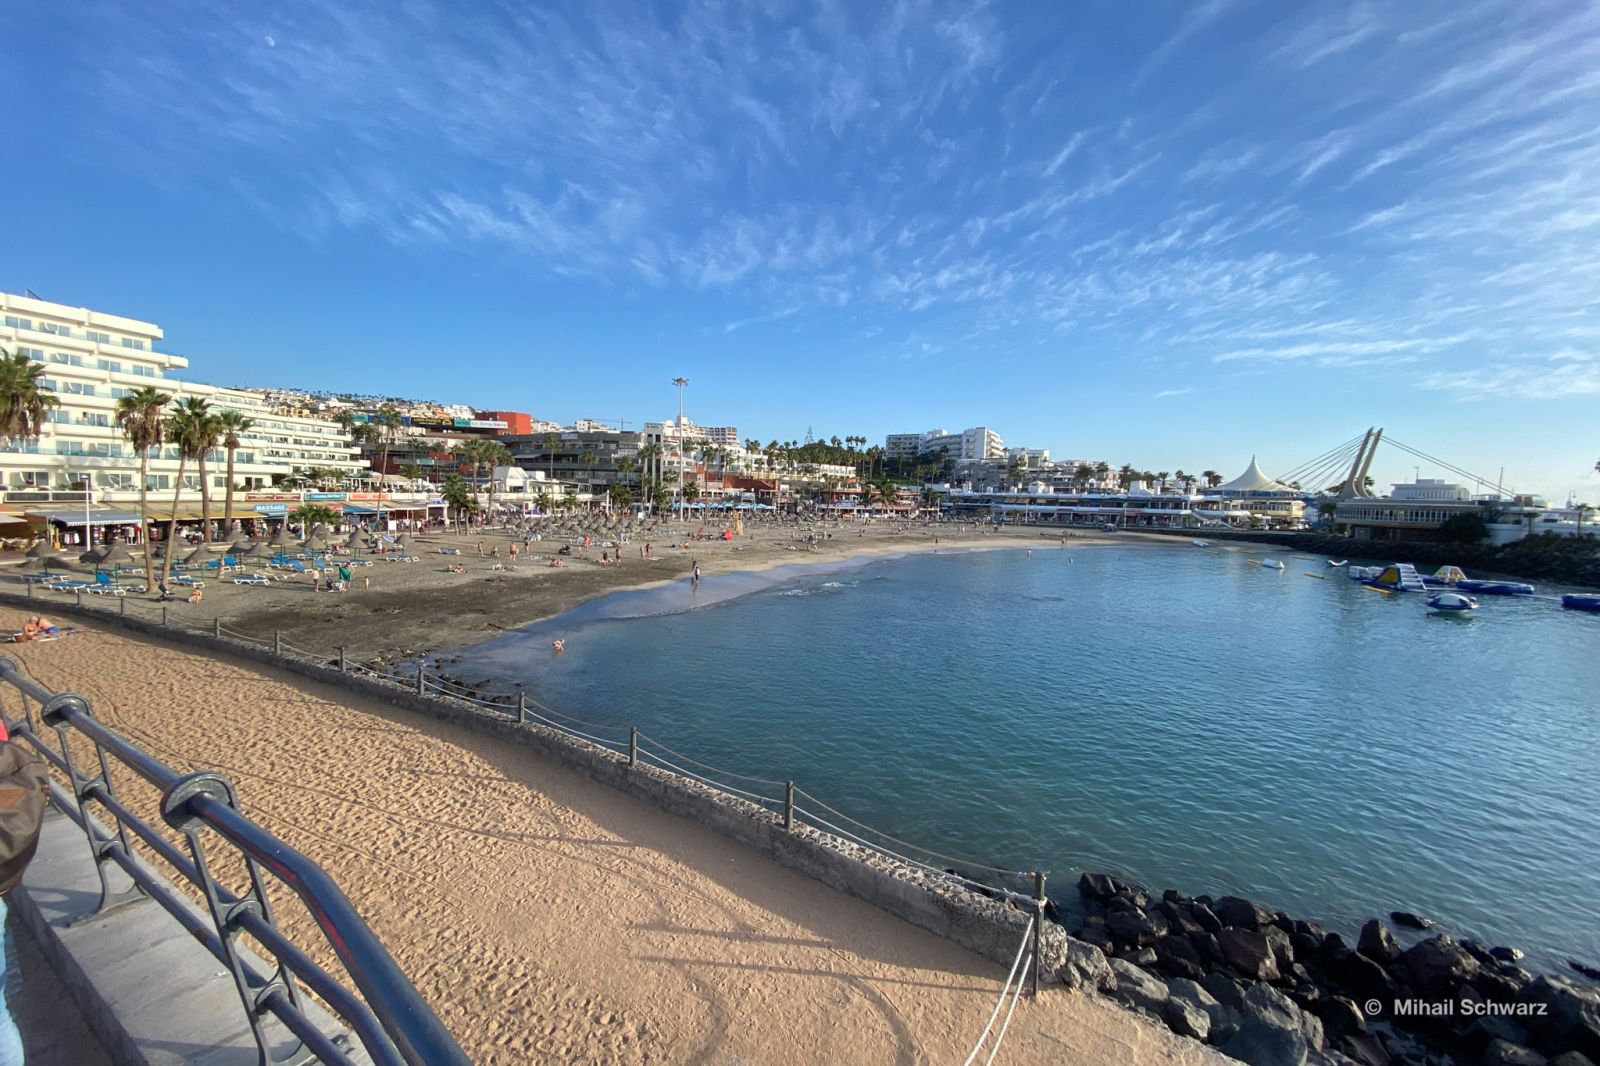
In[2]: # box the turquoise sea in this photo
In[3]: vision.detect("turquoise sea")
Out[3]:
[450,543,1600,971]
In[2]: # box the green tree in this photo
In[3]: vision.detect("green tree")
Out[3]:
[440,474,476,532]
[115,384,172,589]
[160,398,214,589]
[1202,469,1221,488]
[0,346,59,444]
[214,409,254,543]
[1438,512,1489,544]
[288,503,339,534]
[481,440,513,523]
[543,432,560,487]
[374,406,402,485]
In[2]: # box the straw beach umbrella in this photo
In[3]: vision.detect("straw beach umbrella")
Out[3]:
[100,540,137,567]
[24,540,56,559]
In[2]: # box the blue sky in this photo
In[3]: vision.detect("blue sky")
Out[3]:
[3,1,1598,499]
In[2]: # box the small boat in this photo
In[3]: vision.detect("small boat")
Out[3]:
[1426,592,1478,613]
[1192,539,1212,548]
[1262,559,1285,570]
[1457,579,1535,596]
[1327,559,1347,568]
[1562,594,1600,613]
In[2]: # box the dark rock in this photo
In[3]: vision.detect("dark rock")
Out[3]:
[1295,920,1326,939]
[1389,911,1434,931]
[1492,946,1526,963]
[1264,924,1297,973]
[1079,916,1113,952]
[1169,976,1230,1038]
[1309,996,1366,1039]
[1462,1015,1531,1056]
[1323,932,1348,954]
[1162,887,1182,903]
[1550,1053,1598,1066]
[1153,935,1205,981]
[1294,932,1326,961]
[1190,931,1224,966]
[1130,946,1158,968]
[1571,961,1600,983]
[1222,982,1316,1066]
[1217,895,1276,930]
[1521,975,1600,1059]
[1203,970,1246,1010]
[1478,970,1531,1003]
[1164,997,1211,1041]
[1397,934,1480,997]
[1221,928,1285,982]
[1480,1039,1549,1066]
[1327,947,1397,1002]
[1460,940,1497,967]
[1057,937,1117,993]
[1106,907,1167,947]
[1339,1032,1393,1066]
[1158,900,1204,937]
[1273,912,1298,934]
[1107,957,1170,1017]
[1358,920,1401,964]
[1079,872,1123,901]
[1190,901,1224,934]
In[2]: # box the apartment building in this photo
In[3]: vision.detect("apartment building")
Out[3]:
[1,292,365,535]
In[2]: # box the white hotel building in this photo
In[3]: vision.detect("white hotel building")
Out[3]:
[1,292,365,539]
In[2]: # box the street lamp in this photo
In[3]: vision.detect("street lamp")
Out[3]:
[672,376,689,523]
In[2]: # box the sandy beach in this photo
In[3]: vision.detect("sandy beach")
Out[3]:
[8,521,1122,667]
[2,605,1224,1065]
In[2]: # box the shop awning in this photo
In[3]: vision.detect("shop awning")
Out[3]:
[24,506,145,528]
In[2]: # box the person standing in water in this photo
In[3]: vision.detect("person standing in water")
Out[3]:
[691,559,701,585]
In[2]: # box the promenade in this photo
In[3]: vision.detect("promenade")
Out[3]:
[3,607,1223,1064]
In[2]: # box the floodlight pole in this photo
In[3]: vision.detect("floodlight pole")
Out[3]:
[672,376,689,524]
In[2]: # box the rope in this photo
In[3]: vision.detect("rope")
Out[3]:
[960,915,1034,1066]
[793,787,1027,877]
[635,748,782,807]
[790,805,1029,902]
[984,939,1030,1066]
[633,732,788,787]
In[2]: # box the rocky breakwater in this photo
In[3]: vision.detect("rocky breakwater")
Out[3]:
[1049,873,1600,1066]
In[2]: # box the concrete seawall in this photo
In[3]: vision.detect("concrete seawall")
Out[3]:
[1,590,1045,976]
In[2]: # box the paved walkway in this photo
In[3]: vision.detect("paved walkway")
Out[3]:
[8,911,114,1065]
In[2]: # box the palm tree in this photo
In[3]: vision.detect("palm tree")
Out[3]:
[1094,461,1111,487]
[439,474,476,532]
[187,403,223,549]
[115,385,172,588]
[0,346,60,444]
[288,503,339,535]
[374,406,402,487]
[1155,470,1171,493]
[1007,456,1027,490]
[159,398,212,589]
[608,483,633,511]
[542,432,560,487]
[481,440,513,523]
[1203,469,1222,489]
[214,409,254,543]
[636,442,660,491]
[1117,464,1138,490]
[534,491,552,516]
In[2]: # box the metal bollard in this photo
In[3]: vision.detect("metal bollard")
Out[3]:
[1032,872,1046,997]
[517,692,527,723]
[337,646,346,673]
[784,781,795,830]
[214,618,221,639]
[273,631,282,655]
[629,727,638,767]
[76,588,83,608]
[119,596,126,616]
[161,606,168,626]
[416,666,425,695]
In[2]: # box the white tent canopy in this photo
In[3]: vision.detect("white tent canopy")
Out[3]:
[1217,456,1292,493]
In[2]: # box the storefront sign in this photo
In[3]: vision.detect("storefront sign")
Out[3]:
[246,493,299,502]
[253,503,288,515]
[306,492,346,501]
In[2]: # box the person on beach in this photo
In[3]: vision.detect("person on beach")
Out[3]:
[476,541,484,556]
[551,639,564,653]
[692,560,702,584]
[187,587,203,605]
[508,543,518,562]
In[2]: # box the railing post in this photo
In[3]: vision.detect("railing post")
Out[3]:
[785,781,795,830]
[273,630,282,655]
[517,692,527,723]
[214,617,222,639]
[628,727,638,767]
[161,605,167,626]
[337,646,347,673]
[1032,871,1046,998]
[119,595,126,616]
[76,587,83,608]
[416,665,426,695]
[25,580,32,600]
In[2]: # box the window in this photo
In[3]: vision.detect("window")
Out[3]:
[87,331,110,344]
[121,338,146,350]
[60,382,95,396]
[131,365,158,378]
[97,359,121,373]
[14,471,50,488]
[38,378,57,391]
[45,410,71,424]
[3,316,31,330]
[99,472,134,490]
[56,440,84,455]
[40,322,70,336]
[146,474,170,491]
[110,387,134,399]
[78,413,110,427]
[18,346,44,361]
[48,352,85,366]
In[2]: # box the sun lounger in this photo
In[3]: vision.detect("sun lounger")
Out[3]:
[44,578,90,592]
[232,573,272,586]
[437,547,462,555]
[384,555,418,563]
[173,574,205,588]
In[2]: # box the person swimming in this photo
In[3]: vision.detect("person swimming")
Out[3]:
[551,639,565,653]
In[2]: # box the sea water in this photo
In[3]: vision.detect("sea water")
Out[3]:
[451,543,1600,970]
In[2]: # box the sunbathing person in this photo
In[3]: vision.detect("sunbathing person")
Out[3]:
[187,588,203,605]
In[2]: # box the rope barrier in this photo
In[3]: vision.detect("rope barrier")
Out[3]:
[634,731,788,787]
[960,915,1034,1066]
[636,747,783,808]
[790,805,1027,902]
[793,787,1028,878]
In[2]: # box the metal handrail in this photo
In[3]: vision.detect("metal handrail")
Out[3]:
[0,657,469,1066]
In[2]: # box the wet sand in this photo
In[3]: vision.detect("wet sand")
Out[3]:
[2,608,1225,1065]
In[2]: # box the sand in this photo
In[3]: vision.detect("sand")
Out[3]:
[2,607,1227,1065]
[2,521,1118,668]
